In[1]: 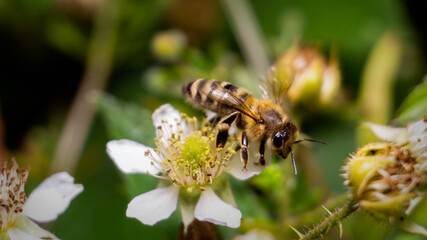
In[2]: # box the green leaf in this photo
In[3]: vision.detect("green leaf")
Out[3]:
[393,80,427,125]
[229,176,270,219]
[250,162,285,198]
[122,174,158,198]
[94,92,155,146]
[357,32,402,124]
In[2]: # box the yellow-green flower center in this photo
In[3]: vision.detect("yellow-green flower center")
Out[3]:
[148,117,235,192]
[180,132,211,166]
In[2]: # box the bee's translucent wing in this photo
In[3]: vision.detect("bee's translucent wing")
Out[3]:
[202,81,260,122]
[260,65,294,105]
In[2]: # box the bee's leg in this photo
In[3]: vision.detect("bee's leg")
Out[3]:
[241,131,249,171]
[209,115,222,126]
[208,106,223,126]
[257,137,267,165]
[216,112,239,148]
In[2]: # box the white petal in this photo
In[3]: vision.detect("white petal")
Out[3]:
[226,140,271,180]
[419,152,427,160]
[410,137,427,156]
[9,215,58,240]
[407,119,427,137]
[233,229,275,240]
[106,139,161,175]
[406,196,424,214]
[226,156,263,180]
[406,120,427,161]
[23,172,83,223]
[194,187,242,228]
[204,110,217,122]
[152,104,187,147]
[416,156,427,171]
[126,185,179,226]
[8,229,44,240]
[363,122,408,144]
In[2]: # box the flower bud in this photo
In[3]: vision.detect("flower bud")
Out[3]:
[268,44,341,106]
[151,29,187,62]
[343,143,424,220]
[319,56,340,105]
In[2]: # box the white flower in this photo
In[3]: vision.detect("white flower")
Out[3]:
[364,118,427,171]
[106,104,264,228]
[0,161,83,240]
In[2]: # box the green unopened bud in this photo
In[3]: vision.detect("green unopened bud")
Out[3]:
[268,44,341,106]
[287,53,323,102]
[343,143,424,221]
[151,29,187,62]
[319,56,341,105]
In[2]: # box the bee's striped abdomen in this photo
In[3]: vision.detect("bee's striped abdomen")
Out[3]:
[182,79,252,116]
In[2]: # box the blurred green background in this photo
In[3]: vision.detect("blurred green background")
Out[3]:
[0,0,426,239]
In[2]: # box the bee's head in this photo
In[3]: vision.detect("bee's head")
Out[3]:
[272,123,327,176]
[271,122,298,158]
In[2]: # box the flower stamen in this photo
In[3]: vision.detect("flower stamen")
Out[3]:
[0,160,29,232]
[145,115,235,190]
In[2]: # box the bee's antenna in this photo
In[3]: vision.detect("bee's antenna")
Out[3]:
[294,138,327,145]
[290,148,297,176]
[290,138,326,176]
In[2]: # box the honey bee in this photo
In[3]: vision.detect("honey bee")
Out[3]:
[182,78,325,174]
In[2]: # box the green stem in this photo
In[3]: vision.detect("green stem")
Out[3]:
[219,0,270,77]
[50,0,119,174]
[300,199,358,240]
[288,194,348,228]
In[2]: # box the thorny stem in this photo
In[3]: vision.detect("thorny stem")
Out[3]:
[287,194,348,228]
[300,198,358,240]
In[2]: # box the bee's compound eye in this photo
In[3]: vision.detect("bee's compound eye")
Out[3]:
[273,132,283,148]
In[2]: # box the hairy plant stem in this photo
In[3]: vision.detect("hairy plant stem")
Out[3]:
[287,194,348,229]
[300,198,358,240]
